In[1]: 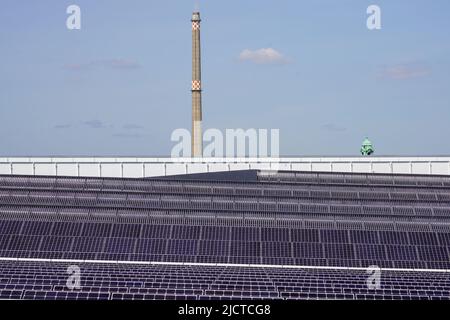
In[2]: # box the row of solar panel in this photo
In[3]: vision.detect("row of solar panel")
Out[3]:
[6,290,449,300]
[1,261,450,300]
[3,182,450,203]
[2,182,450,205]
[2,190,450,210]
[4,261,450,281]
[4,281,447,293]
[5,209,444,234]
[3,253,447,268]
[0,234,447,254]
[2,174,449,196]
[0,247,447,264]
[2,220,450,244]
[1,240,449,268]
[257,171,450,187]
[2,198,449,221]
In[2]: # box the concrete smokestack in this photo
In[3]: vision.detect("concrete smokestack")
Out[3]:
[191,11,203,157]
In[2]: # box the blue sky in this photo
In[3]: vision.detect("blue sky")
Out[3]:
[0,0,449,156]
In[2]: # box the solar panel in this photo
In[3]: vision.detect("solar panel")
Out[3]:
[0,170,449,300]
[1,260,450,300]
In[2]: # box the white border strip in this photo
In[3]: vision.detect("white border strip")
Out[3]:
[1,257,450,273]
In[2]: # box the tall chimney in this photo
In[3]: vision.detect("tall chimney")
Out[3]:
[191,11,203,157]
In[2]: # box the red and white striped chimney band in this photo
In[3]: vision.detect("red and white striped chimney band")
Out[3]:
[192,80,201,90]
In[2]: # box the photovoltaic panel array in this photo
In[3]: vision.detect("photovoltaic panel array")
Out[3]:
[0,170,449,300]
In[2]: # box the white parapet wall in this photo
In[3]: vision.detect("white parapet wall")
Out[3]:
[0,157,450,178]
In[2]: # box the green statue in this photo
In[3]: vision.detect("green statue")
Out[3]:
[361,137,374,156]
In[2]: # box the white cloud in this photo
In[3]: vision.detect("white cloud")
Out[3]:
[238,48,289,64]
[82,120,107,129]
[380,63,431,80]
